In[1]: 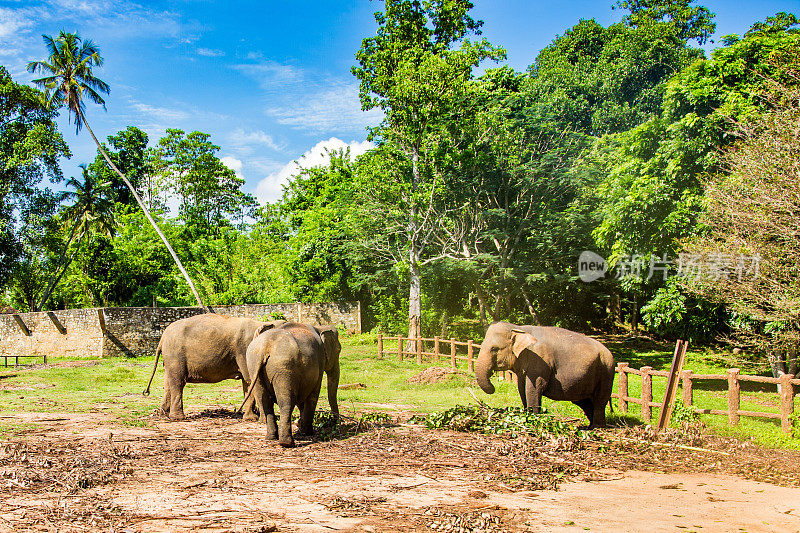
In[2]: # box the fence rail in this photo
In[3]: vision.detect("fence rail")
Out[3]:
[613,363,800,434]
[377,334,799,435]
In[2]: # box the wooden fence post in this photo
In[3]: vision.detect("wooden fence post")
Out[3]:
[467,340,474,373]
[434,336,440,363]
[617,363,629,413]
[641,366,653,422]
[416,337,422,364]
[780,372,794,435]
[728,368,740,426]
[450,338,457,369]
[377,334,383,359]
[398,337,404,362]
[681,370,693,407]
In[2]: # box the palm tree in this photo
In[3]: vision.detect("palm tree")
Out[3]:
[36,164,117,310]
[27,31,207,310]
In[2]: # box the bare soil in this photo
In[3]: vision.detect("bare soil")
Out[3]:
[2,408,800,532]
[407,367,474,385]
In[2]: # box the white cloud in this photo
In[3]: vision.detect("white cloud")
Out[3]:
[228,128,282,153]
[220,156,244,179]
[0,7,33,39]
[233,60,304,90]
[197,47,224,57]
[130,102,191,122]
[266,81,383,135]
[254,137,375,204]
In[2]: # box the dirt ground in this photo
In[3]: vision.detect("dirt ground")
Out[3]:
[2,407,800,533]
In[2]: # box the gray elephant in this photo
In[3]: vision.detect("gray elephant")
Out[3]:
[476,322,615,428]
[241,322,340,447]
[143,313,285,420]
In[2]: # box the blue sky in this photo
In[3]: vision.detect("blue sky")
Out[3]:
[2,0,797,203]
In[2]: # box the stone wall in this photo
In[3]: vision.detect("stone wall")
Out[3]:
[0,302,361,360]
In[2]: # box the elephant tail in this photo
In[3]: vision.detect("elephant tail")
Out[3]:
[142,339,163,396]
[237,360,264,413]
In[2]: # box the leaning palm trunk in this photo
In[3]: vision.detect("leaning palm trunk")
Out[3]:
[37,230,83,311]
[36,218,79,310]
[78,108,208,311]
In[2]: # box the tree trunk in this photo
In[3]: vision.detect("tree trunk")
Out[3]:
[440,308,448,338]
[36,218,80,311]
[607,290,621,331]
[476,282,488,327]
[79,109,208,311]
[520,287,540,325]
[632,294,639,334]
[37,232,84,311]
[406,144,422,352]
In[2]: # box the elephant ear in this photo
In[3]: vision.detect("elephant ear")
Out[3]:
[511,330,537,357]
[315,326,341,367]
[253,322,277,341]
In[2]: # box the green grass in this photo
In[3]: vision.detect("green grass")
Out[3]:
[0,338,798,449]
[601,338,800,450]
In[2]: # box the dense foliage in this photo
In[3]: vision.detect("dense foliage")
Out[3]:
[2,2,800,369]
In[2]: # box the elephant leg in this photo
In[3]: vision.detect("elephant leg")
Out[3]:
[525,375,547,414]
[516,372,528,409]
[591,382,611,428]
[573,398,594,427]
[242,380,258,421]
[277,400,295,448]
[298,393,319,437]
[264,399,278,440]
[253,381,269,424]
[167,373,186,421]
[160,377,172,416]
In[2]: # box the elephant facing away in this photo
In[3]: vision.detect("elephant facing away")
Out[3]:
[242,322,338,447]
[476,322,615,428]
[143,313,285,420]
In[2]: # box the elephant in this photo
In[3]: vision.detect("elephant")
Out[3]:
[143,313,285,420]
[240,322,340,447]
[475,322,615,428]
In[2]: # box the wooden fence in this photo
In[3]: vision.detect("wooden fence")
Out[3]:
[377,334,799,435]
[378,333,528,383]
[613,363,800,434]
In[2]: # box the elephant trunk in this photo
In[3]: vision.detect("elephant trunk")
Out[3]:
[475,346,496,394]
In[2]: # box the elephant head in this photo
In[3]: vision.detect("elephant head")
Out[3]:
[314,325,341,370]
[475,322,537,394]
[314,325,341,415]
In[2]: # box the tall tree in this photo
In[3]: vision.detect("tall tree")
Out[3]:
[151,129,256,233]
[352,0,504,342]
[27,31,207,310]
[0,66,69,292]
[36,165,116,310]
[88,126,153,207]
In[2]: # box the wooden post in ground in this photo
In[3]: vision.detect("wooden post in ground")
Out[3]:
[641,366,653,422]
[398,337,404,362]
[728,368,740,426]
[657,339,689,433]
[377,334,383,358]
[450,338,456,369]
[681,370,693,407]
[467,340,474,373]
[434,336,440,363]
[779,372,794,435]
[416,337,422,364]
[617,363,629,413]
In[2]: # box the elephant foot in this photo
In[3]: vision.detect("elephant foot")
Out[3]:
[168,411,186,421]
[278,436,295,448]
[242,411,258,422]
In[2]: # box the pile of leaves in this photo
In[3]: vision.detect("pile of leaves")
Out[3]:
[314,410,394,441]
[412,403,591,439]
